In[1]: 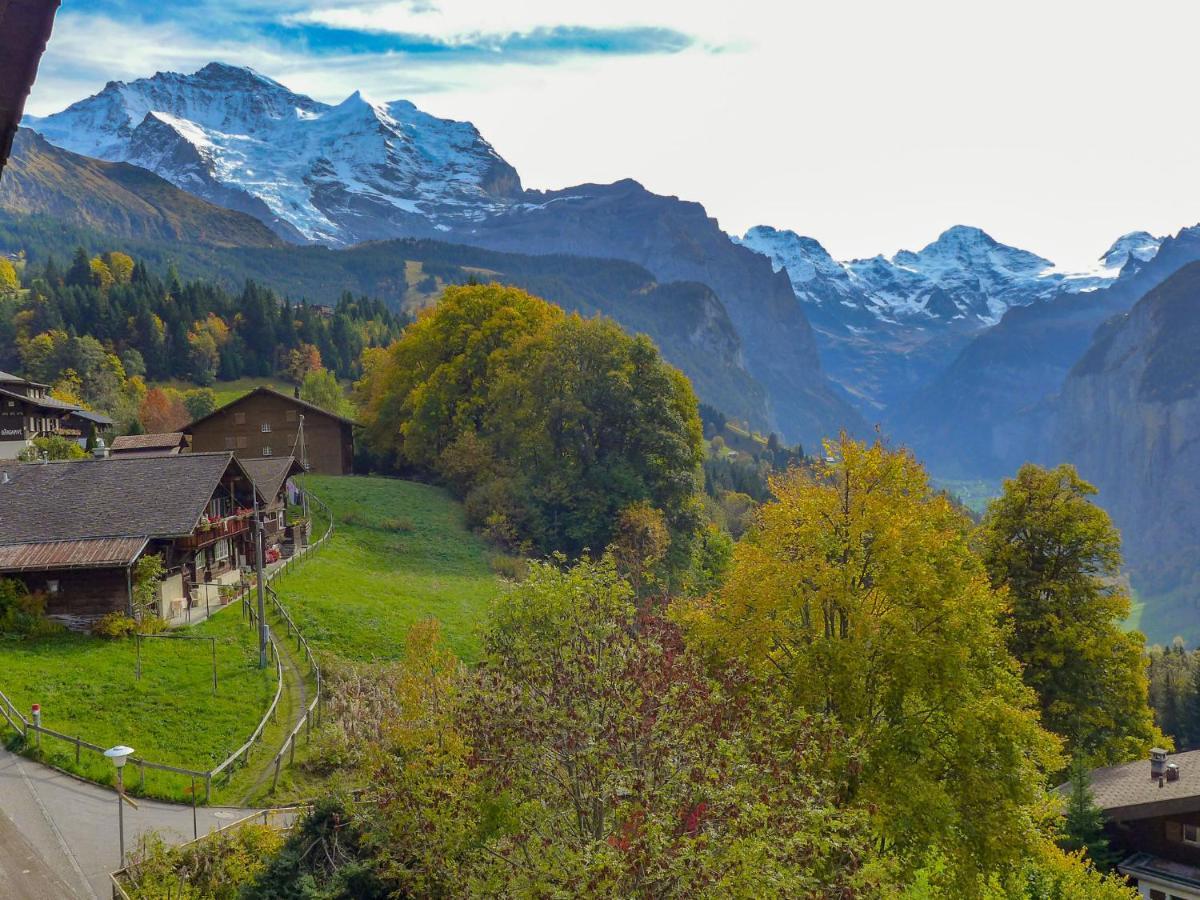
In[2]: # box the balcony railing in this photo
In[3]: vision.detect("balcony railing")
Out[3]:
[177,514,250,550]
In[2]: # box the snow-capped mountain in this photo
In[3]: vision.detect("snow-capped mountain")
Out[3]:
[26,62,522,245]
[739,224,1163,329]
[736,224,1165,413]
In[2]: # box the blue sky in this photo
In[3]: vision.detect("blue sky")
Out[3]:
[27,0,1200,269]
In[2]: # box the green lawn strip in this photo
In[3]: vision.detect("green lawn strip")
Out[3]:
[0,605,275,801]
[275,475,505,663]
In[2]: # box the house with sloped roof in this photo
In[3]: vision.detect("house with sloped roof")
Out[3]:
[184,386,356,475]
[1076,747,1200,899]
[0,370,114,458]
[0,450,302,625]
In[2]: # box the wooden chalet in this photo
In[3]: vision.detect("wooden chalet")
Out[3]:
[184,386,356,475]
[1078,748,1200,899]
[0,0,61,180]
[0,370,114,458]
[0,451,302,625]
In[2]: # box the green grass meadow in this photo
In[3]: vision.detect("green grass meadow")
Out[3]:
[0,605,275,800]
[275,475,505,663]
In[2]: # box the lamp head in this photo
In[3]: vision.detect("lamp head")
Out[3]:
[104,745,135,768]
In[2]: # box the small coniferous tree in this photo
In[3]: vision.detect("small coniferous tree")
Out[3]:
[1060,758,1115,869]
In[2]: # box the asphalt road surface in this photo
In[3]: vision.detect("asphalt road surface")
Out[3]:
[0,745,259,898]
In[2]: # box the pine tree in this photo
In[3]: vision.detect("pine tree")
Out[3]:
[1060,758,1116,869]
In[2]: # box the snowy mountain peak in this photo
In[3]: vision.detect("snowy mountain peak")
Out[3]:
[741,223,1162,332]
[736,226,846,286]
[1100,231,1162,269]
[26,63,522,245]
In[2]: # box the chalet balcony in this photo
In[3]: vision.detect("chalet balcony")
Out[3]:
[176,514,250,550]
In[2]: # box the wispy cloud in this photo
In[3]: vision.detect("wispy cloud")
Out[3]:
[264,22,693,61]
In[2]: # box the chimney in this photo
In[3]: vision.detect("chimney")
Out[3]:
[92,438,109,459]
[1168,763,1181,783]
[1151,747,1168,779]
[294,385,301,399]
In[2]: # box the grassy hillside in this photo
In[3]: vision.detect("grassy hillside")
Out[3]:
[274,476,505,663]
[0,606,275,800]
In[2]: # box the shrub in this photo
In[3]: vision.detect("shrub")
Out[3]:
[0,578,60,636]
[92,612,137,639]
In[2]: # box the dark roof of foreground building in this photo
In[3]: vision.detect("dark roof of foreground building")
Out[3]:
[0,452,261,544]
[0,0,61,179]
[1082,748,1200,820]
[184,386,359,430]
[239,456,304,502]
[110,432,188,452]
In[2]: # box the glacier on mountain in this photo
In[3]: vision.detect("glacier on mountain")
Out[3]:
[26,62,522,245]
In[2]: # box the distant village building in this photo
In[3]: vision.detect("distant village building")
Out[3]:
[110,432,190,457]
[0,370,113,458]
[0,451,302,626]
[184,386,355,475]
[1080,748,1200,899]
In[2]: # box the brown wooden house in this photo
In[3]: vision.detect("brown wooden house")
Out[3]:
[0,451,294,624]
[1078,748,1200,899]
[184,387,355,475]
[0,370,114,458]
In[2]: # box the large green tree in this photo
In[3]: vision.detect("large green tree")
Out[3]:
[356,284,703,566]
[685,437,1060,890]
[979,464,1161,765]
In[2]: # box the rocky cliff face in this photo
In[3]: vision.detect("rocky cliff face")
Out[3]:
[1052,261,1200,641]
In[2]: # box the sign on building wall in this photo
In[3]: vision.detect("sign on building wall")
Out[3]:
[0,414,24,439]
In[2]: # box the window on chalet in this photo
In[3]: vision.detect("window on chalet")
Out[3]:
[224,436,236,449]
[262,446,273,456]
[234,412,246,425]
[261,422,272,433]
[237,436,248,449]
[213,538,231,563]
[285,409,297,422]
[1184,823,1200,846]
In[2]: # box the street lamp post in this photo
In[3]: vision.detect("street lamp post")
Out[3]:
[104,745,135,866]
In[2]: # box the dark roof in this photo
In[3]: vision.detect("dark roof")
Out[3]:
[66,409,115,426]
[110,432,187,451]
[0,452,262,544]
[0,0,61,179]
[1119,853,1200,891]
[1081,748,1200,820]
[0,385,80,414]
[239,456,304,502]
[183,386,359,430]
[0,537,148,572]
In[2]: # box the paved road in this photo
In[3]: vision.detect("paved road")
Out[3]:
[0,746,259,899]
